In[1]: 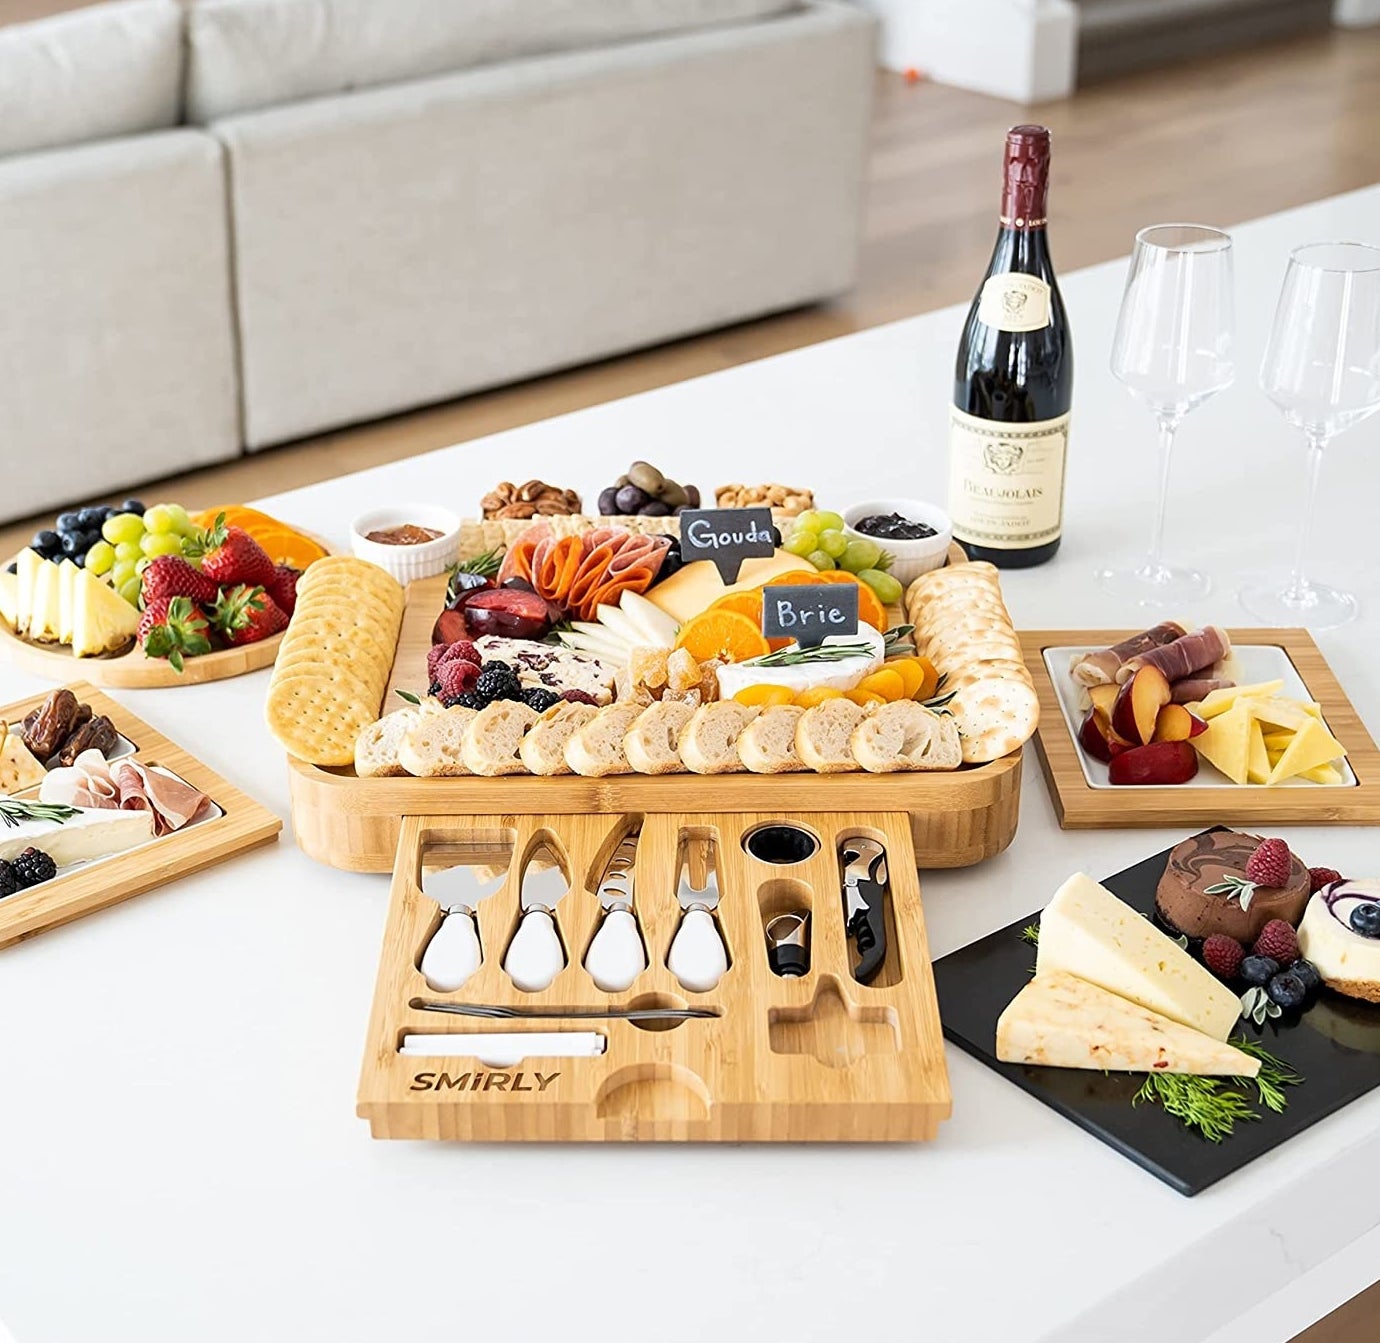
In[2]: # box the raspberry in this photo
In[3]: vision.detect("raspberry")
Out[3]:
[426,639,480,682]
[435,658,480,701]
[561,690,598,705]
[1245,837,1293,889]
[1252,919,1299,967]
[1201,934,1244,982]
[1308,866,1343,894]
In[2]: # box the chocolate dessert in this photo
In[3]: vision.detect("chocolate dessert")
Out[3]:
[1154,830,1309,942]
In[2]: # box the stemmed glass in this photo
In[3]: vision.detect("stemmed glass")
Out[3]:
[1240,242,1380,629]
[1098,225,1236,604]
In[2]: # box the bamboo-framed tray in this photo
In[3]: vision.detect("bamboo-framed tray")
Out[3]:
[0,682,281,947]
[1020,628,1380,829]
[358,809,951,1142]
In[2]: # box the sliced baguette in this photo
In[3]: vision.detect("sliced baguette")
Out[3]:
[461,701,539,776]
[795,698,864,773]
[624,701,694,775]
[850,700,961,773]
[564,702,643,777]
[737,704,806,774]
[398,705,476,777]
[679,701,756,774]
[355,707,420,778]
[518,701,597,776]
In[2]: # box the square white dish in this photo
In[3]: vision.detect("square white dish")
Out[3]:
[1043,643,1357,790]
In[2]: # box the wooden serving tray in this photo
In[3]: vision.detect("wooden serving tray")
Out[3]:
[1021,628,1380,829]
[288,568,1024,872]
[0,682,281,947]
[357,810,951,1141]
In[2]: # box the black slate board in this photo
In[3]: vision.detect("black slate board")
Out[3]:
[934,831,1380,1196]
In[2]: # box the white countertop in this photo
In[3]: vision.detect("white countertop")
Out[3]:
[1,186,1378,1343]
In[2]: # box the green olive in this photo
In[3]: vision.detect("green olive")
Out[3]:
[628,460,664,494]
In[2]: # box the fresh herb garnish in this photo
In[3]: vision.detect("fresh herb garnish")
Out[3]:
[883,624,914,657]
[1019,924,1040,946]
[1204,875,1261,911]
[445,547,503,604]
[0,799,79,829]
[749,642,875,668]
[395,689,422,706]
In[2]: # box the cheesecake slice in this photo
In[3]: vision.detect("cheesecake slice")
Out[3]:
[0,805,154,867]
[997,971,1260,1076]
[1036,871,1242,1041]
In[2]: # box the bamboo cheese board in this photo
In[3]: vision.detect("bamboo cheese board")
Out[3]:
[0,682,281,947]
[1022,627,1380,829]
[357,809,951,1141]
[287,566,1024,873]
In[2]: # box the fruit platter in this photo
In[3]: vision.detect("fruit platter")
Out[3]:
[0,499,328,687]
[936,827,1380,1194]
[1019,624,1380,828]
[0,682,280,947]
[270,474,1036,874]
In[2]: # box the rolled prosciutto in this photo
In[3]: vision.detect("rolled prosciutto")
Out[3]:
[1116,625,1231,685]
[1171,677,1234,704]
[1071,622,1186,687]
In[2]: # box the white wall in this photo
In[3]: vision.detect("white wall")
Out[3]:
[1334,0,1380,24]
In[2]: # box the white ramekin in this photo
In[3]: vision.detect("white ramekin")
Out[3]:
[843,499,953,588]
[350,505,461,583]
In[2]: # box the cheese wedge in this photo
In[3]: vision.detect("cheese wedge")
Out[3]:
[0,727,46,793]
[1196,679,1284,718]
[644,550,807,624]
[1192,700,1252,784]
[1250,696,1323,730]
[0,571,17,632]
[1246,719,1270,785]
[0,805,153,866]
[1267,715,1346,785]
[13,547,43,636]
[1036,872,1243,1041]
[27,559,63,643]
[57,558,79,645]
[997,971,1259,1076]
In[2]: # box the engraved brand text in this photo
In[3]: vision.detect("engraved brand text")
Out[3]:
[410,1070,561,1093]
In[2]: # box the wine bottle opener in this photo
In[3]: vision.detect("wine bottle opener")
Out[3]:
[840,838,888,984]
[503,842,569,992]
[667,835,728,993]
[584,834,647,992]
[418,861,509,992]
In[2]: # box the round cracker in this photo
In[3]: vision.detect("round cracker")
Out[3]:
[265,677,377,766]
[948,676,1040,764]
[943,658,1033,689]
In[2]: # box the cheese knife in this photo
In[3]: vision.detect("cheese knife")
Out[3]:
[583,834,647,992]
[667,836,728,993]
[503,842,569,992]
[418,861,509,992]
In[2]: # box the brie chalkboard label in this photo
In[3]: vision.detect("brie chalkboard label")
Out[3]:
[761,583,859,649]
[678,507,776,584]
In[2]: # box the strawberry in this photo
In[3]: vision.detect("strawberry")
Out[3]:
[265,563,300,618]
[138,596,212,673]
[1245,837,1293,889]
[189,514,275,588]
[211,584,288,646]
[141,554,219,609]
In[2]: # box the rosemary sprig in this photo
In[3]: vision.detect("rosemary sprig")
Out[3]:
[445,547,504,604]
[748,642,875,668]
[0,799,78,829]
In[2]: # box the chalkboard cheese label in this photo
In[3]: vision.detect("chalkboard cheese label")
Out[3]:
[761,584,859,649]
[678,507,776,584]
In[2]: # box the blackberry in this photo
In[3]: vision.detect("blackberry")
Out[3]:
[478,661,510,677]
[475,665,522,702]
[0,860,19,898]
[428,679,442,697]
[452,689,488,711]
[523,688,562,713]
[12,847,56,889]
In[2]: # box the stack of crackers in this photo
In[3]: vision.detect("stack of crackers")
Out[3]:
[905,560,1040,765]
[265,557,406,767]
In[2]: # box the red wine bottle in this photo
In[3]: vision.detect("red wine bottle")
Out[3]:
[949,125,1072,568]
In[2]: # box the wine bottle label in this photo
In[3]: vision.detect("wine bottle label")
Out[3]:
[977,273,1052,332]
[948,407,1070,549]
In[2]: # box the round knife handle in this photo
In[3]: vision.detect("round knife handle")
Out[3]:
[504,909,566,993]
[584,909,647,993]
[668,908,727,994]
[419,910,482,992]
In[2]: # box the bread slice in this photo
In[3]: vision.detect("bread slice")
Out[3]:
[737,704,806,774]
[624,701,694,775]
[564,702,643,777]
[519,701,597,776]
[461,701,539,776]
[795,698,864,773]
[850,700,961,773]
[355,707,420,777]
[679,701,756,774]
[398,705,476,777]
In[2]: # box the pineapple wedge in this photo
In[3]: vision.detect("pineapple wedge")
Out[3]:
[71,569,139,657]
[57,558,79,645]
[0,570,18,632]
[13,547,43,636]
[28,559,63,643]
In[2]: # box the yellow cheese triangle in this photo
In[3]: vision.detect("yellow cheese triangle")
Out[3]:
[1246,719,1270,785]
[1197,679,1284,718]
[997,971,1260,1076]
[1191,701,1252,784]
[1299,761,1345,786]
[1250,696,1322,730]
[1267,716,1347,784]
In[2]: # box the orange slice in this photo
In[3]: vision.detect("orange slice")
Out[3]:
[756,569,827,587]
[675,610,770,664]
[711,590,790,651]
[733,684,796,708]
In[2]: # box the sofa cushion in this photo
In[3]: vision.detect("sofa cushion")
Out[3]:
[0,0,183,159]
[186,0,801,121]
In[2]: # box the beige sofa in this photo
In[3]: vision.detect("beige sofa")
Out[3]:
[0,0,877,519]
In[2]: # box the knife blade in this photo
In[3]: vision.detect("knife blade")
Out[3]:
[583,834,647,992]
[502,842,569,992]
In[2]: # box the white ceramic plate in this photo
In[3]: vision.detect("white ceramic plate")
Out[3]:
[1043,643,1357,790]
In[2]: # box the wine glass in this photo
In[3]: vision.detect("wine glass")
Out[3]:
[1098,224,1236,604]
[1240,242,1380,629]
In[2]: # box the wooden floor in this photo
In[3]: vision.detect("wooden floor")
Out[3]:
[4,24,1380,1337]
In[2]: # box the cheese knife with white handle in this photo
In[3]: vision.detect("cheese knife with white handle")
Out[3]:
[503,842,569,992]
[418,861,509,992]
[584,834,647,992]
[667,836,728,993]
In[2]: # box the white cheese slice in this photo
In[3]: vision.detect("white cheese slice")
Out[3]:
[0,806,154,867]
[997,970,1259,1076]
[716,627,886,700]
[1035,872,1243,1041]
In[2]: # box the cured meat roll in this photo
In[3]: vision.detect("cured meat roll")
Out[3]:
[1115,625,1231,685]
[1171,677,1234,704]
[1071,622,1185,686]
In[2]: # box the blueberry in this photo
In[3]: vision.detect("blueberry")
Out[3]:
[121,499,146,515]
[1291,958,1322,995]
[1348,902,1380,938]
[1267,971,1308,1011]
[31,529,61,556]
[70,551,86,569]
[60,532,85,556]
[77,506,105,529]
[1240,955,1280,986]
[55,511,82,535]
[4,562,15,575]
